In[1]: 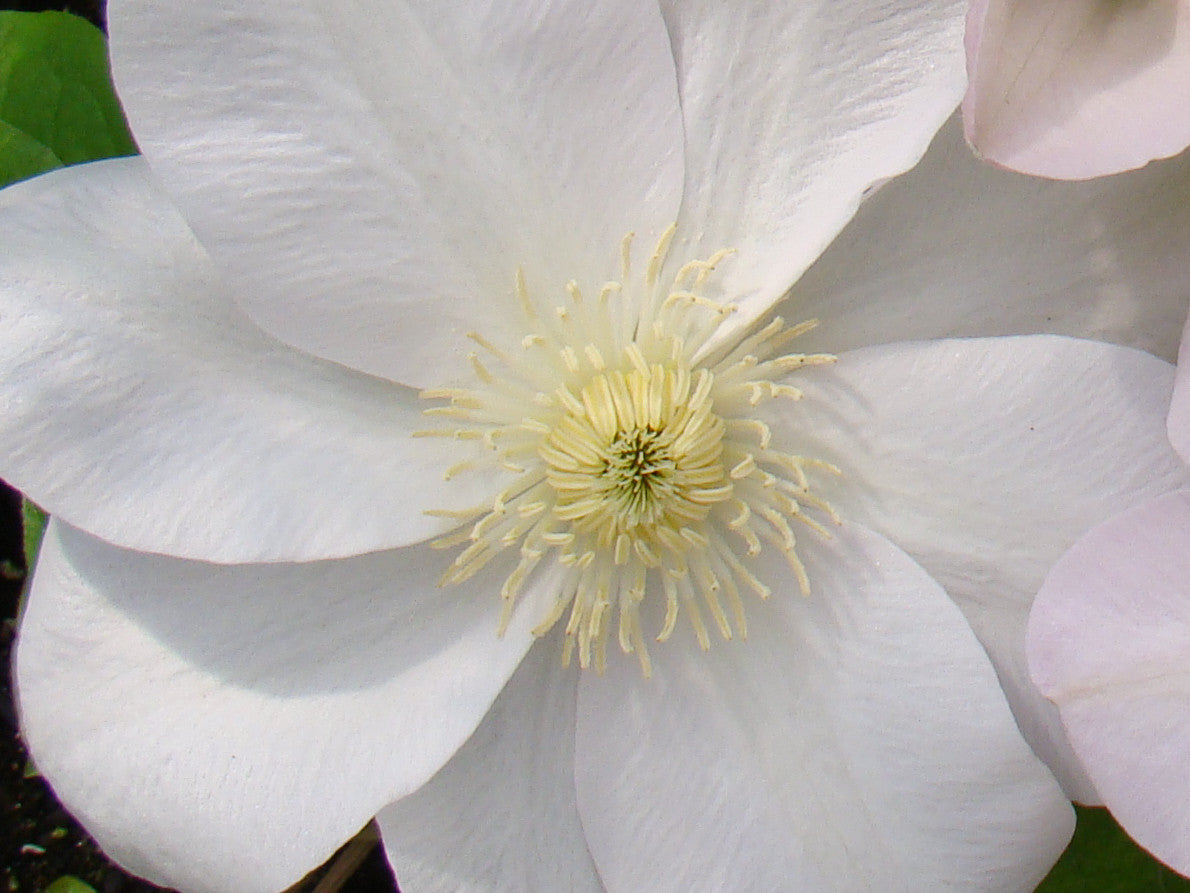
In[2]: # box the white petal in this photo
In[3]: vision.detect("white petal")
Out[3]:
[658,0,968,352]
[0,158,491,563]
[1167,310,1190,464]
[16,521,559,893]
[108,0,684,387]
[790,115,1190,364]
[786,334,1188,800]
[377,634,601,893]
[964,0,1190,179]
[1029,491,1190,875]
[574,524,1071,892]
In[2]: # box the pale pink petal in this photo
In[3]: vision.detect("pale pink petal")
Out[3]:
[377,635,600,893]
[108,0,684,388]
[658,0,968,352]
[790,115,1190,364]
[16,522,562,893]
[575,524,1071,891]
[784,335,1187,800]
[964,0,1190,179]
[0,158,485,563]
[1029,491,1190,875]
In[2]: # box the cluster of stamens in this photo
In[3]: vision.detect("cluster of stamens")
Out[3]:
[418,226,839,675]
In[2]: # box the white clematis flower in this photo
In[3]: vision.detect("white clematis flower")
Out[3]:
[4,1,1190,891]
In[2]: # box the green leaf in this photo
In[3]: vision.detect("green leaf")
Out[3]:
[22,497,47,570]
[0,10,134,188]
[0,115,61,185]
[1039,806,1190,892]
[44,877,99,893]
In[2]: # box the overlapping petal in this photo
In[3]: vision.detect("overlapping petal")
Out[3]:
[15,521,564,893]
[964,0,1190,179]
[782,335,1188,800]
[1029,491,1190,875]
[573,524,1072,891]
[377,634,600,892]
[1167,311,1190,462]
[658,0,968,351]
[790,116,1190,364]
[0,158,487,563]
[107,0,685,388]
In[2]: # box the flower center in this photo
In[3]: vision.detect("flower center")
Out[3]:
[418,226,839,675]
[543,365,730,538]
